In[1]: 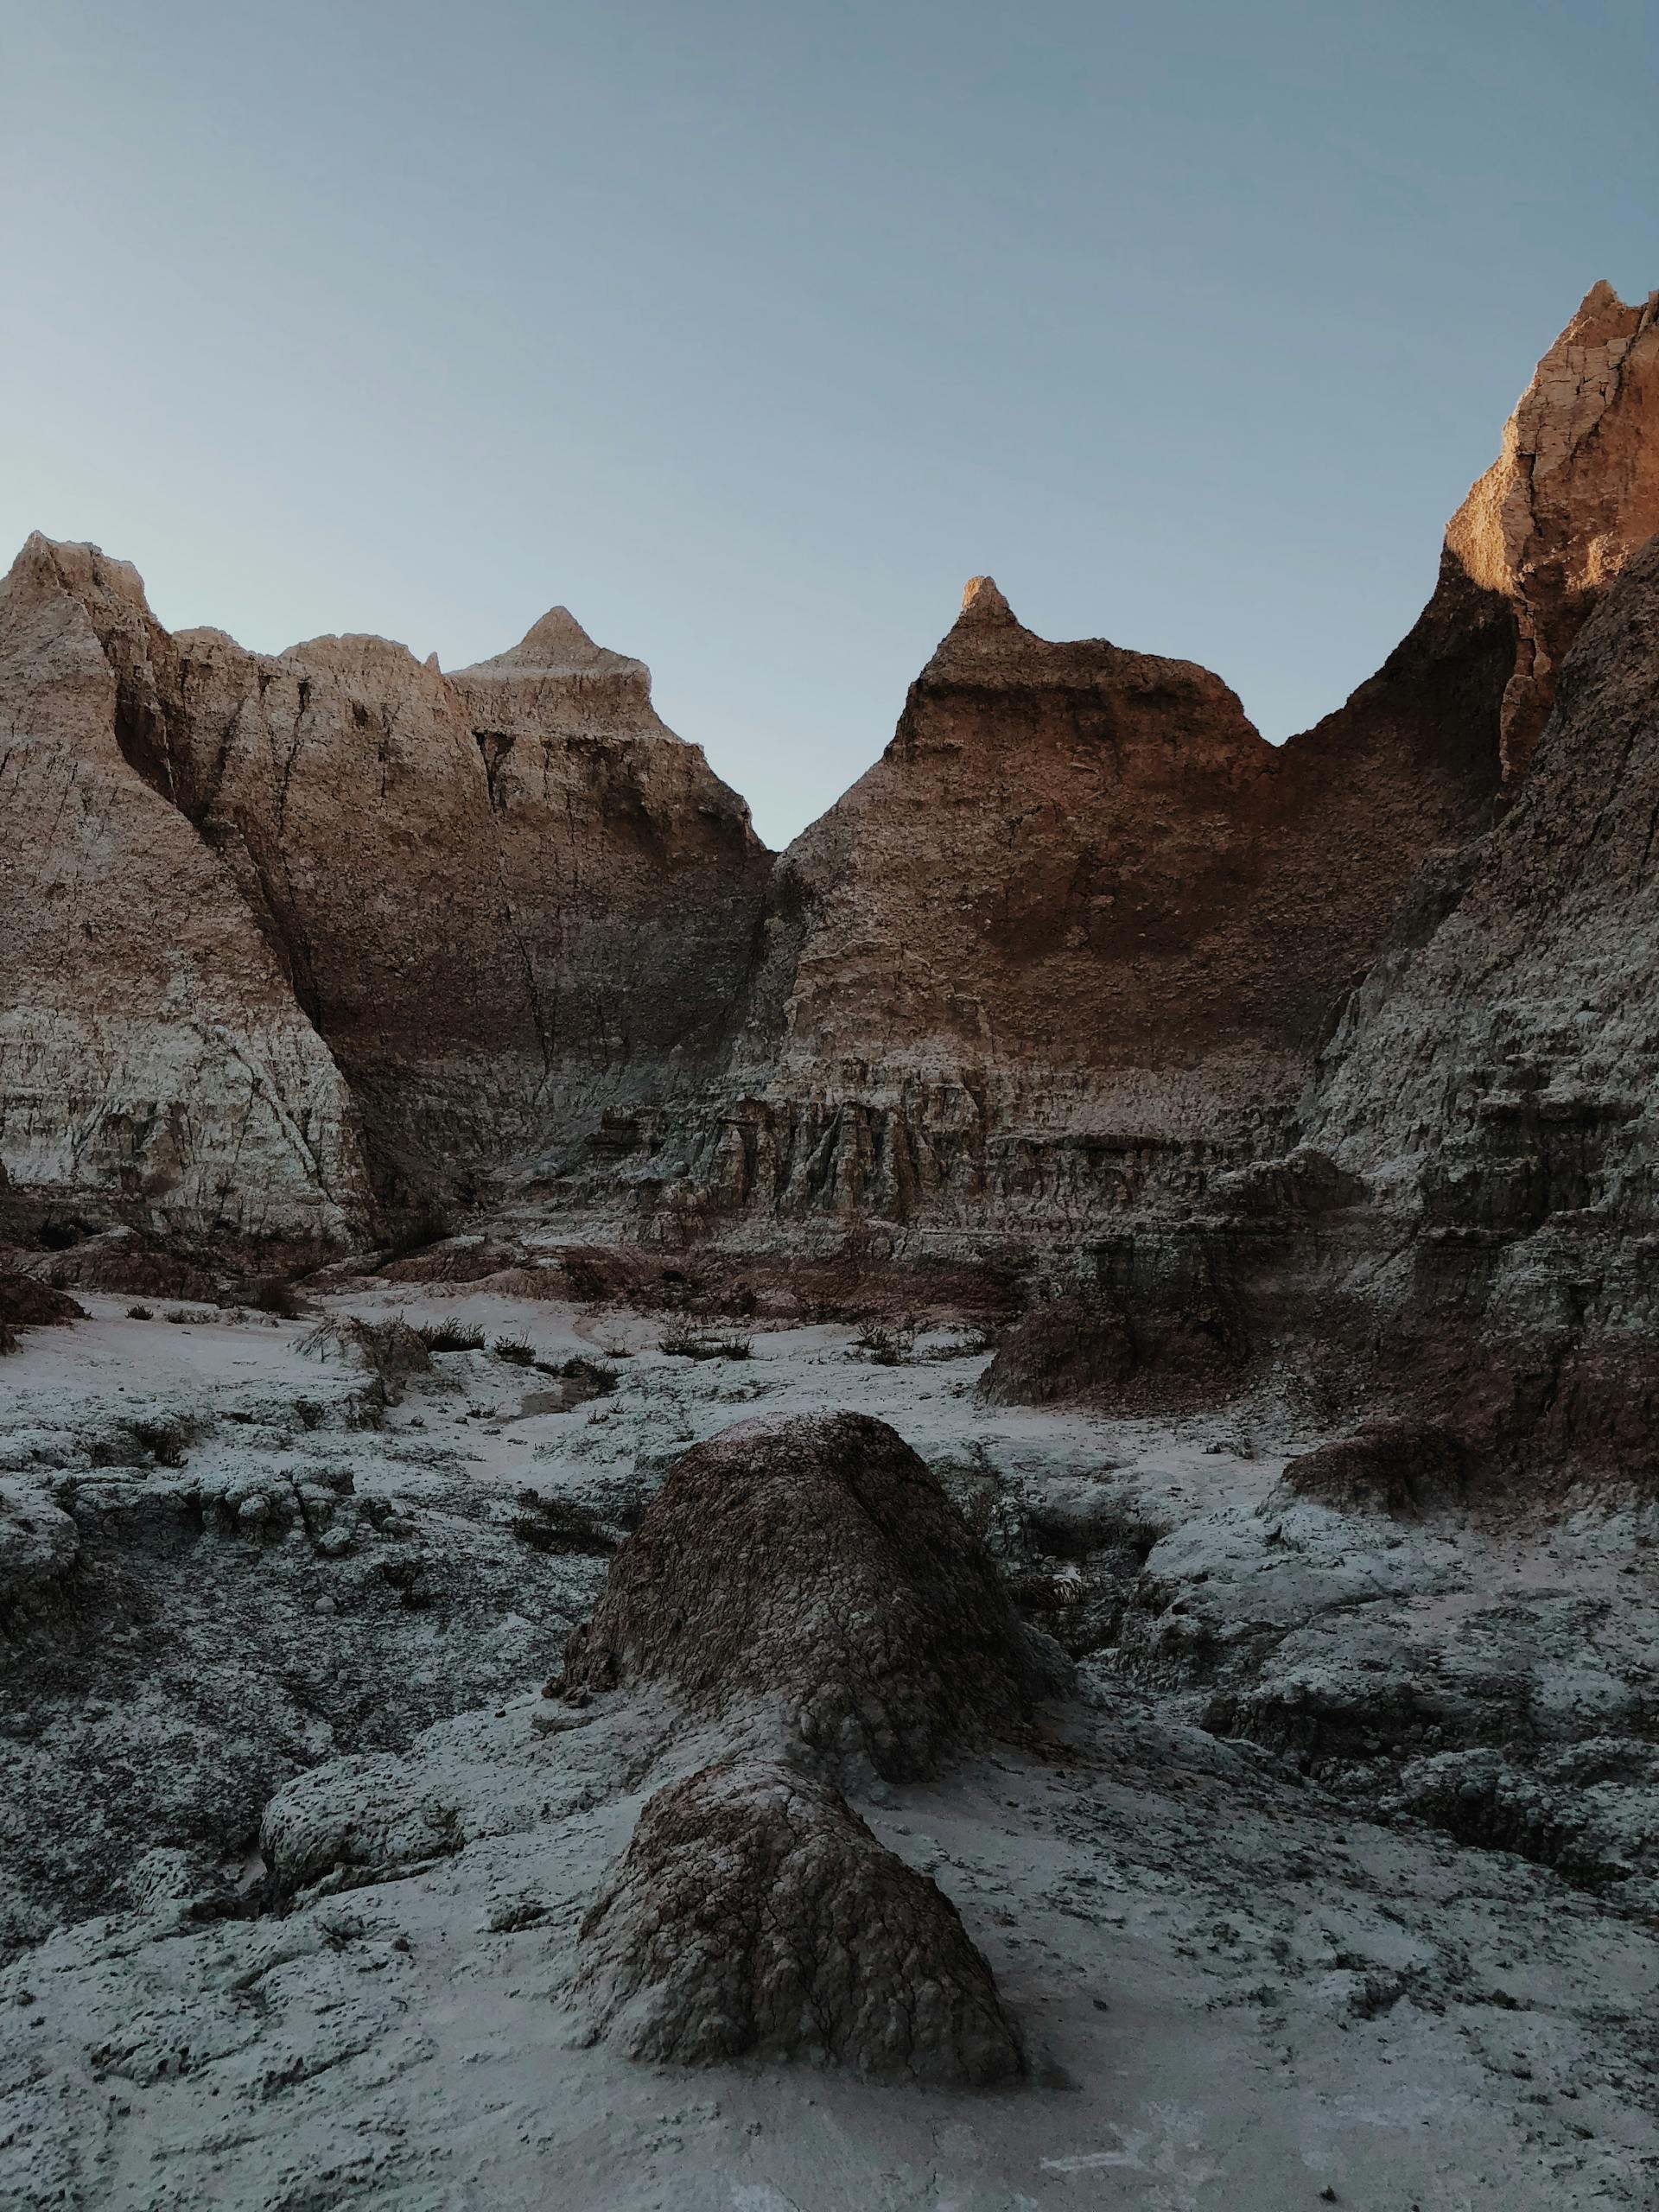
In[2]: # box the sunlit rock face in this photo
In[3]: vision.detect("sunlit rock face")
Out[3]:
[0,538,769,1229]
[0,537,372,1242]
[1444,281,1659,783]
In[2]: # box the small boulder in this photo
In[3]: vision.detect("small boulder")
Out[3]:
[0,1273,85,1331]
[561,1411,1058,1780]
[575,1757,1022,2086]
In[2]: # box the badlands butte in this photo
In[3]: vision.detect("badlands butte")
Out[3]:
[3,284,1659,2210]
[7,283,1659,1414]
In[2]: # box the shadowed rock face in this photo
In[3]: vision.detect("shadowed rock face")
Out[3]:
[978,1287,1247,1414]
[1269,1421,1466,1520]
[0,1275,83,1332]
[574,1756,1022,2085]
[1304,531,1659,1342]
[645,534,1510,1232]
[637,287,1658,1243]
[563,1411,1056,1781]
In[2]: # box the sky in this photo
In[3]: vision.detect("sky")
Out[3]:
[3,2,1656,850]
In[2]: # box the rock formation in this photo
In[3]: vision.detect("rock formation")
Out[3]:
[574,1755,1022,2085]
[561,1411,1057,1780]
[2,280,1655,1295]
[616,285,1658,1245]
[0,539,374,1242]
[1268,1420,1466,1519]
[0,535,768,1235]
[1445,281,1659,782]
[1302,529,1659,1351]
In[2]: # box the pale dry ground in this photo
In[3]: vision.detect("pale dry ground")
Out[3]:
[3,1285,1656,2211]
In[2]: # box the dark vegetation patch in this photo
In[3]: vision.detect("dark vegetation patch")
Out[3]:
[528,1356,619,1406]
[415,1320,486,1355]
[301,1314,433,1393]
[658,1324,752,1361]
[853,1319,915,1365]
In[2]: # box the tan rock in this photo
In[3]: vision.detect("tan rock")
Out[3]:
[0,538,372,1240]
[0,537,770,1226]
[1445,281,1659,781]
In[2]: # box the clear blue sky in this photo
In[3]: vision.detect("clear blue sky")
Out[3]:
[4,0,1656,848]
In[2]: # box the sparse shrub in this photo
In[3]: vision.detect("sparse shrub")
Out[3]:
[127,1304,154,1321]
[658,1321,709,1358]
[531,1355,620,1396]
[659,1323,753,1362]
[0,1322,18,1356]
[300,1314,433,1393]
[510,1488,619,1556]
[416,1319,487,1354]
[164,1307,193,1325]
[524,1353,619,1408]
[598,1337,635,1360]
[493,1333,536,1366]
[855,1319,915,1365]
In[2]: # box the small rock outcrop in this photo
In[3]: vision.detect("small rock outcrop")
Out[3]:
[1270,1421,1466,1519]
[979,1284,1248,1412]
[573,1756,1022,2086]
[561,1412,1054,1780]
[0,1274,84,1332]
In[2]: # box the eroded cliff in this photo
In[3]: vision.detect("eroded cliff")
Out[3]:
[0,538,770,1234]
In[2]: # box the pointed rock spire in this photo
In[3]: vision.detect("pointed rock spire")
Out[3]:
[957,575,1016,625]
[454,602,652,689]
[1444,279,1659,781]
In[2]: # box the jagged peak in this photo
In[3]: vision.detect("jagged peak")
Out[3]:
[456,603,651,687]
[1437,275,1659,783]
[1563,278,1658,341]
[3,533,155,620]
[957,575,1016,625]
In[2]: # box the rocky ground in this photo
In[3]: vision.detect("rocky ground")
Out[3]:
[3,1270,1657,2210]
